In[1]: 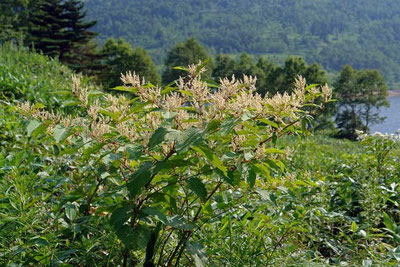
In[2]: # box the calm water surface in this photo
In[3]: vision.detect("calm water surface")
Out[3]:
[370,96,400,134]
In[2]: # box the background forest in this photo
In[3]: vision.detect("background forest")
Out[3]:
[85,0,400,87]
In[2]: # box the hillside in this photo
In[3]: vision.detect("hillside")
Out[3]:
[85,0,400,86]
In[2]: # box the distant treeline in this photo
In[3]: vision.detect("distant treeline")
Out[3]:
[83,0,400,86]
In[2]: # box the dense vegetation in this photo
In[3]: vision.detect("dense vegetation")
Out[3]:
[1,44,400,266]
[85,0,400,86]
[1,1,399,265]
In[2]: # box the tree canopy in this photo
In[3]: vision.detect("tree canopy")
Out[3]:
[100,38,161,88]
[335,65,389,139]
[85,0,400,86]
[27,0,99,74]
[162,38,213,84]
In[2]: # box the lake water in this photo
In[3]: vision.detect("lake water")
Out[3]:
[370,96,400,134]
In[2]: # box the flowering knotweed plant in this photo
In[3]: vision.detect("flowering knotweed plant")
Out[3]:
[18,62,332,265]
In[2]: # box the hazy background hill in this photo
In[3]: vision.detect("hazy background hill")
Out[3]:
[86,0,400,87]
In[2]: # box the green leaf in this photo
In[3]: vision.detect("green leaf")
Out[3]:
[188,178,207,202]
[27,120,46,137]
[383,212,396,232]
[112,86,138,94]
[243,165,256,188]
[351,221,358,232]
[148,127,168,149]
[32,103,46,109]
[193,144,227,176]
[65,203,77,221]
[127,162,154,197]
[173,66,189,72]
[141,207,168,224]
[168,215,194,230]
[63,100,81,107]
[111,204,151,249]
[167,127,203,153]
[253,163,271,179]
[53,125,68,143]
[82,143,106,160]
[186,241,207,267]
[220,117,238,136]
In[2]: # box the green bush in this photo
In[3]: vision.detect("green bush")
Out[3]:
[0,43,76,107]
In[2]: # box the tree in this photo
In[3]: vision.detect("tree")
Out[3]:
[163,38,213,84]
[28,0,99,72]
[0,0,42,42]
[100,38,160,88]
[213,54,236,80]
[335,65,389,139]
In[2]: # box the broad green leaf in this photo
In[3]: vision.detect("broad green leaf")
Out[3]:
[193,144,227,176]
[27,120,46,137]
[112,86,138,93]
[127,161,153,197]
[63,100,81,107]
[215,169,234,185]
[142,207,168,224]
[167,127,203,153]
[82,143,106,160]
[383,212,396,232]
[188,178,207,202]
[253,163,271,179]
[65,204,76,221]
[220,117,238,136]
[186,241,207,267]
[148,127,169,149]
[168,215,194,230]
[264,148,285,154]
[32,103,46,109]
[242,165,256,188]
[53,125,68,143]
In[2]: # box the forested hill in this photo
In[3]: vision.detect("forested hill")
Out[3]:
[85,0,400,85]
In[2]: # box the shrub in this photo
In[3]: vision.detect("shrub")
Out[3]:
[14,62,331,265]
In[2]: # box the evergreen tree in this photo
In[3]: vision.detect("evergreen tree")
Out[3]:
[100,38,160,88]
[28,0,99,73]
[0,0,42,42]
[28,0,70,58]
[61,0,99,73]
[163,38,213,84]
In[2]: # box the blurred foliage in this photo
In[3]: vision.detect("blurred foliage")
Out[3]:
[86,0,400,86]
[162,38,214,85]
[0,43,75,107]
[99,38,161,89]
[335,65,389,139]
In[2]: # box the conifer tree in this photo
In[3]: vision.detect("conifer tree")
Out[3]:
[28,0,100,73]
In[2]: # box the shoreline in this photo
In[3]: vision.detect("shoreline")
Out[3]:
[388,90,400,97]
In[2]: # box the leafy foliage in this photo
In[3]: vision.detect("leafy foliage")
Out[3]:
[162,38,214,84]
[335,65,389,139]
[7,60,333,265]
[100,38,161,88]
[1,42,399,267]
[0,43,76,107]
[86,0,400,85]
